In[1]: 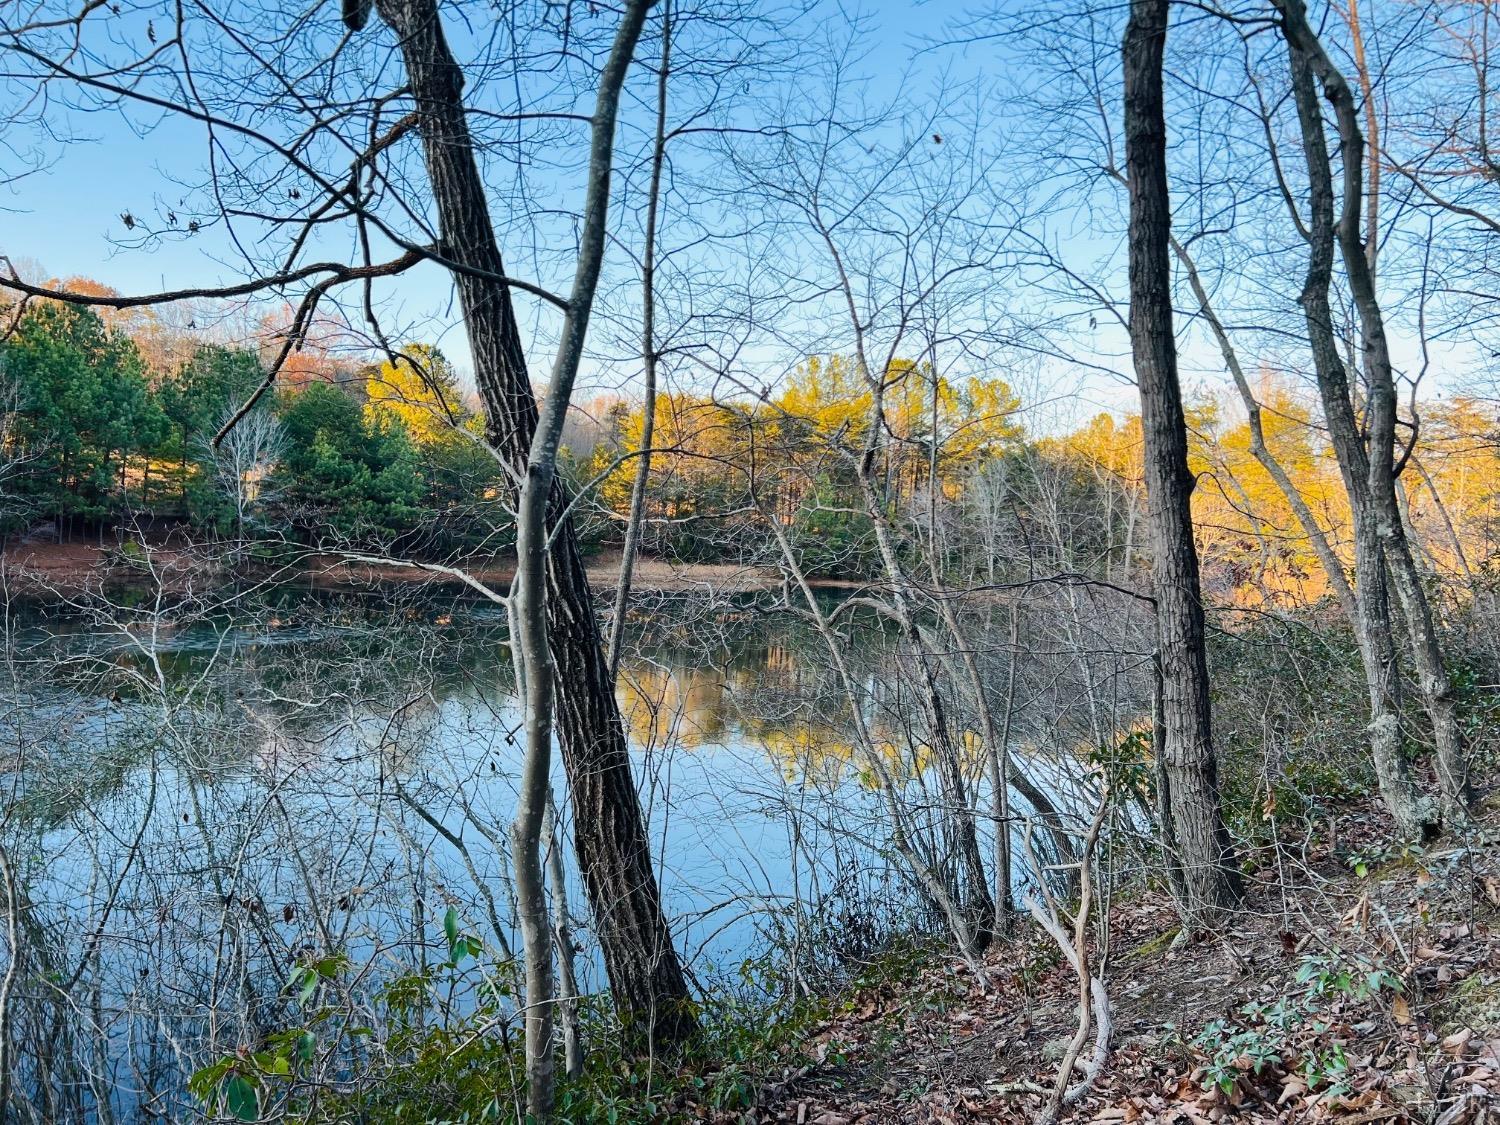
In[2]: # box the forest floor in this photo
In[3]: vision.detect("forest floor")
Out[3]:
[720,790,1500,1124]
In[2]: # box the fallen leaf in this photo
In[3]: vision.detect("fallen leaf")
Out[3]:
[1442,1029,1474,1056]
[1482,876,1500,908]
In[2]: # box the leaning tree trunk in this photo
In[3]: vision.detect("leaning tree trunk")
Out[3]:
[377,0,697,1048]
[853,406,995,942]
[1282,48,1425,833]
[1123,0,1241,929]
[1278,0,1467,823]
[1171,228,1434,836]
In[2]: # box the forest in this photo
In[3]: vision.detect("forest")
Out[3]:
[0,0,1499,1122]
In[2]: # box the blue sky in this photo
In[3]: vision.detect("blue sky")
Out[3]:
[4,0,1470,437]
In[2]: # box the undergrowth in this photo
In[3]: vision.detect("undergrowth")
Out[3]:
[190,919,938,1124]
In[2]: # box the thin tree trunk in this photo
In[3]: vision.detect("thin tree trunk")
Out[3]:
[1123,0,1241,927]
[544,796,583,1080]
[506,6,652,1113]
[1345,0,1381,277]
[753,476,991,976]
[0,845,20,1119]
[376,0,697,1061]
[860,466,995,938]
[992,607,1020,932]
[826,377,992,937]
[506,564,557,1117]
[607,1,672,677]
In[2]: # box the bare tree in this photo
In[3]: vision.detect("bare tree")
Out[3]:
[496,0,653,1109]
[365,0,698,1077]
[1276,0,1470,821]
[1122,0,1240,927]
[205,404,284,544]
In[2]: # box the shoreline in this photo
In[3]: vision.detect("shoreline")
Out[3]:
[0,539,785,599]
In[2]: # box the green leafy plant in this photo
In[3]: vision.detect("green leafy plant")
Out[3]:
[1293,949,1402,1001]
[1193,950,1402,1098]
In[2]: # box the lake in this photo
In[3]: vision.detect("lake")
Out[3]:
[0,581,1096,1121]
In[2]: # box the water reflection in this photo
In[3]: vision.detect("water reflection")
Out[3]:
[0,588,1092,1122]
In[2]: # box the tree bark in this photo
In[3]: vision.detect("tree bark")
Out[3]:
[1171,231,1434,835]
[1278,0,1468,823]
[376,0,697,1051]
[1123,0,1241,928]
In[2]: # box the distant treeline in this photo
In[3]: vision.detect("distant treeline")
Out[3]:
[0,298,501,551]
[3,296,1497,603]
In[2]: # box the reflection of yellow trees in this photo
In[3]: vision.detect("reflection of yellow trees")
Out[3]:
[758,726,856,785]
[757,726,933,788]
[617,661,730,749]
[613,652,947,787]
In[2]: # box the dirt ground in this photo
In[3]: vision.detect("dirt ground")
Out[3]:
[724,793,1500,1125]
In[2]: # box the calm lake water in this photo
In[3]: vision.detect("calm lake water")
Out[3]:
[0,582,1081,1120]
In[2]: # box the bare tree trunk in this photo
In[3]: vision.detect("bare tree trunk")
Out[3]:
[508,567,557,1116]
[859,469,995,939]
[1171,233,1435,834]
[0,845,20,1119]
[1278,0,1469,821]
[544,796,583,1080]
[1123,0,1241,927]
[1344,0,1381,277]
[749,471,991,976]
[607,0,672,677]
[991,607,1020,931]
[922,365,1014,934]
[508,6,653,1112]
[913,371,1057,922]
[824,374,992,937]
[376,0,697,1060]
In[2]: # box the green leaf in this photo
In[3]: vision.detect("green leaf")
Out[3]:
[314,955,344,979]
[294,968,318,1006]
[188,1059,233,1100]
[443,907,459,950]
[223,1074,258,1121]
[296,1031,316,1062]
